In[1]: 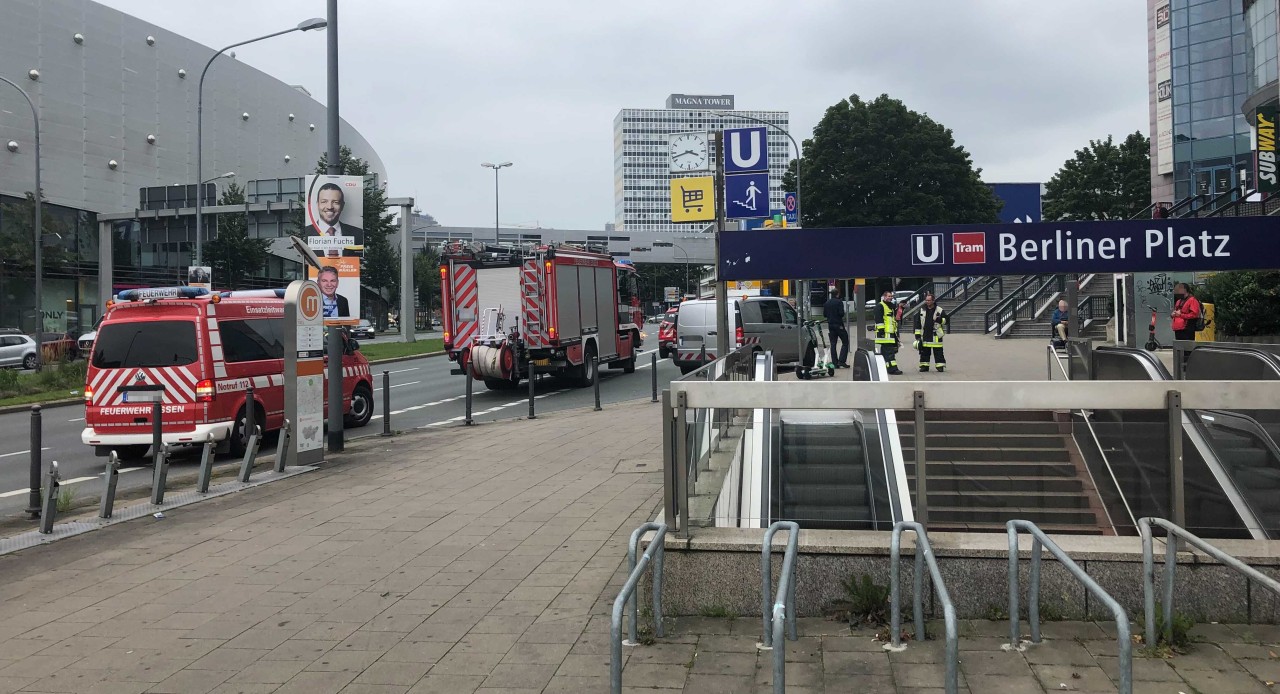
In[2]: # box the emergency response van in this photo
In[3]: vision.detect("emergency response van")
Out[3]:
[81,287,374,459]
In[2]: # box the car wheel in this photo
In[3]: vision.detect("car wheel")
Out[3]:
[345,384,374,427]
[22,354,37,370]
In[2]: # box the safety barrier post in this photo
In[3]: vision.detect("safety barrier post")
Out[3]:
[527,356,537,420]
[196,433,215,493]
[651,352,658,403]
[245,386,256,442]
[274,419,291,473]
[1167,390,1185,527]
[39,461,60,534]
[1007,519,1131,694]
[1140,517,1280,650]
[593,356,602,411]
[381,370,392,436]
[99,451,120,518]
[238,425,261,483]
[887,521,959,694]
[758,521,799,694]
[27,405,41,519]
[464,371,474,425]
[151,444,171,505]
[151,400,163,471]
[610,522,668,694]
[914,391,929,526]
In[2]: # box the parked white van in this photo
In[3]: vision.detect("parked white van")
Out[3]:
[672,297,812,374]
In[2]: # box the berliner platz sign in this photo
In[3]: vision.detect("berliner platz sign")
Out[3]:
[717,216,1279,281]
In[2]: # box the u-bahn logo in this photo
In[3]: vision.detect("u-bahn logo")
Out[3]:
[911,233,943,265]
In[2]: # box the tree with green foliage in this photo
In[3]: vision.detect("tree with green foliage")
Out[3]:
[203,182,269,290]
[1199,271,1280,337]
[781,94,1001,228]
[1042,132,1150,221]
[413,246,441,313]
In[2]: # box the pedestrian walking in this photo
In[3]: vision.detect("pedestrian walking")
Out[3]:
[823,287,850,368]
[1171,282,1203,342]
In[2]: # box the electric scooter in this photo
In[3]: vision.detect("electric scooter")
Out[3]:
[1143,302,1164,351]
[797,319,836,380]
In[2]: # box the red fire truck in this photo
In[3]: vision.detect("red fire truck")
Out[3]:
[440,242,643,389]
[81,287,375,459]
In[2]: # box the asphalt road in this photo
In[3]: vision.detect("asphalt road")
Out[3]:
[0,347,678,517]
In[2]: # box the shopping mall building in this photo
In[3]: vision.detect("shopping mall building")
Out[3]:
[0,0,385,335]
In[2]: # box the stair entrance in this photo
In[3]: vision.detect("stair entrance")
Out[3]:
[772,411,878,530]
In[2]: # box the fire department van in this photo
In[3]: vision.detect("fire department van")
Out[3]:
[81,287,375,459]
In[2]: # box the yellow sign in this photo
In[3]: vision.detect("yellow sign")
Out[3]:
[670,176,715,223]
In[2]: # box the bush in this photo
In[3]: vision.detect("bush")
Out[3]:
[0,361,87,400]
[1200,271,1280,337]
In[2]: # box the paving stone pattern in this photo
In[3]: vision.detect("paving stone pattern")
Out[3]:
[0,396,1277,693]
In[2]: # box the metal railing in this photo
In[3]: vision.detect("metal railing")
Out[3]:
[887,521,958,694]
[610,522,668,694]
[1139,517,1280,649]
[985,275,1063,336]
[1006,520,1132,694]
[1168,192,1208,218]
[759,520,798,694]
[1183,184,1245,218]
[942,275,1004,320]
[1205,190,1277,217]
[901,277,977,322]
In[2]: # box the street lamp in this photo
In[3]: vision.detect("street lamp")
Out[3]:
[194,18,327,266]
[203,171,235,185]
[481,161,513,244]
[710,111,802,227]
[651,240,691,297]
[0,75,42,370]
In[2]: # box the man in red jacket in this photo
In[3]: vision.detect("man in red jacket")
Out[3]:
[1170,282,1202,342]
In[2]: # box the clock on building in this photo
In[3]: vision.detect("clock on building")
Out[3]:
[668,132,710,172]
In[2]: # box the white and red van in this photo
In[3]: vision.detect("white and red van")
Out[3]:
[81,287,375,459]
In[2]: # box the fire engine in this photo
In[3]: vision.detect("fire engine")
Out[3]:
[81,286,374,459]
[440,241,643,389]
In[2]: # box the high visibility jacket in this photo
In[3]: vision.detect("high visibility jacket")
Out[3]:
[914,304,947,348]
[875,300,897,344]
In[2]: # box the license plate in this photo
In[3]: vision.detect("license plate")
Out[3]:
[533,358,550,366]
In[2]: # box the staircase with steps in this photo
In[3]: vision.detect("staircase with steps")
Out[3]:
[1000,274,1112,340]
[774,414,876,530]
[896,410,1111,534]
[929,276,1025,334]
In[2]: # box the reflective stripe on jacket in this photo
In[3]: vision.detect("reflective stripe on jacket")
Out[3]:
[914,304,946,348]
[875,300,897,344]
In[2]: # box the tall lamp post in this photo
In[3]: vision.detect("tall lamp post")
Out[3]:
[481,162,512,244]
[650,241,691,297]
[1,75,43,369]
[195,17,327,266]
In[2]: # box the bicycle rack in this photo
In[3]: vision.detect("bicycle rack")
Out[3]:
[886,521,958,694]
[757,521,799,694]
[1007,519,1132,694]
[610,522,667,694]
[1140,517,1280,648]
[99,451,120,519]
[238,425,262,483]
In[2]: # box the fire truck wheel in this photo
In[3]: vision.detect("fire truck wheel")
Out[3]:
[483,377,519,391]
[116,445,150,461]
[620,357,636,374]
[345,384,374,427]
[228,403,262,457]
[574,344,598,388]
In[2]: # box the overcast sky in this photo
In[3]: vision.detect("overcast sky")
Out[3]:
[98,0,1149,231]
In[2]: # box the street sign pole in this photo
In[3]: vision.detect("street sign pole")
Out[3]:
[714,131,728,360]
[285,279,326,467]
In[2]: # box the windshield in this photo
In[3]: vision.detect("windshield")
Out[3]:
[358,320,372,327]
[92,321,199,368]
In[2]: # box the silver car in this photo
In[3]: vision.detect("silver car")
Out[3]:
[0,334,39,370]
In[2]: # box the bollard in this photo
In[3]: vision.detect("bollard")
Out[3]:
[651,352,658,403]
[239,425,261,483]
[99,451,120,519]
[39,461,60,534]
[244,386,256,445]
[527,356,537,420]
[381,370,392,436]
[196,433,215,493]
[27,405,42,519]
[274,419,290,473]
[464,371,475,425]
[593,356,602,411]
[151,444,170,505]
[151,400,163,469]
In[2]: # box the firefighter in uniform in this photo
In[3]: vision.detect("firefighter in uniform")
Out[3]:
[913,292,947,372]
[872,288,903,375]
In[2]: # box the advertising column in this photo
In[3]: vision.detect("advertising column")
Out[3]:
[284,279,326,467]
[1154,2,1174,175]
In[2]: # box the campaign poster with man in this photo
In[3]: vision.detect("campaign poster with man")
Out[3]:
[304,174,363,325]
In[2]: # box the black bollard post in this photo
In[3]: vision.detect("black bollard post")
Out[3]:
[39,461,59,534]
[527,357,537,420]
[151,400,163,468]
[593,356,602,411]
[27,405,42,519]
[464,371,475,426]
[381,370,392,436]
[244,386,256,447]
[651,352,658,403]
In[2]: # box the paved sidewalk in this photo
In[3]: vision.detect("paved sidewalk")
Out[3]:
[0,393,1277,693]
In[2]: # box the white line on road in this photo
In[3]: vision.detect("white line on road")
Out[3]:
[0,488,30,498]
[0,447,50,459]
[68,417,85,422]
[118,467,144,474]
[388,367,420,374]
[373,380,421,392]
[62,476,98,485]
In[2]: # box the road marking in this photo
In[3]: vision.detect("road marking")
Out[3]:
[0,447,50,459]
[0,488,30,498]
[62,476,98,485]
[373,380,421,392]
[118,467,144,474]
[68,417,85,422]
[388,367,420,374]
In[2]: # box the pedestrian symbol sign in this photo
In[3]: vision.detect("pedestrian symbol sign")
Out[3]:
[725,172,768,220]
[669,175,715,223]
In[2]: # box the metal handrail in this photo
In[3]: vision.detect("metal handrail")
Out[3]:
[759,520,799,694]
[983,275,1041,333]
[902,277,975,321]
[1168,192,1208,217]
[611,522,668,694]
[986,274,1061,336]
[1140,517,1280,649]
[945,275,1003,319]
[1188,184,1245,217]
[1007,520,1131,693]
[887,522,958,694]
[1129,201,1163,219]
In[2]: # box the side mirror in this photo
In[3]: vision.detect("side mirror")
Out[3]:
[348,339,360,352]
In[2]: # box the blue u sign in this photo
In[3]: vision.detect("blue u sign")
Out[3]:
[723,127,769,173]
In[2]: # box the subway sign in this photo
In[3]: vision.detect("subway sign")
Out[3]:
[718,217,1279,281]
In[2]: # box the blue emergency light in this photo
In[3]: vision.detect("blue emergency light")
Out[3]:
[115,286,209,301]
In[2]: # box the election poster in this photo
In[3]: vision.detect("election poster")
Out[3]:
[303,174,364,326]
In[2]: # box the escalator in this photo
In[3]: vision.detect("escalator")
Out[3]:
[1084,345,1280,539]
